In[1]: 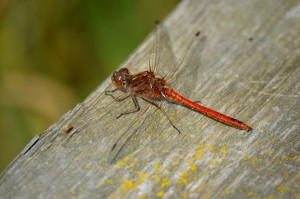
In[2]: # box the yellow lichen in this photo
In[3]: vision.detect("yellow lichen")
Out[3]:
[207,145,215,153]
[156,190,164,197]
[130,160,139,168]
[83,164,91,170]
[196,182,205,191]
[139,195,147,199]
[153,165,160,171]
[277,185,291,193]
[286,155,298,161]
[170,113,176,120]
[223,189,230,194]
[181,193,187,199]
[124,179,134,188]
[195,149,203,158]
[81,183,87,190]
[171,156,178,161]
[153,175,159,183]
[247,191,253,196]
[116,157,129,170]
[70,188,76,195]
[284,172,289,181]
[134,172,148,185]
[161,178,169,188]
[213,174,221,180]
[251,156,259,165]
[220,147,227,155]
[117,179,134,194]
[190,164,197,171]
[177,172,188,184]
[104,179,113,184]
[209,160,217,166]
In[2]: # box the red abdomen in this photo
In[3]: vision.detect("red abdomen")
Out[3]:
[164,88,252,131]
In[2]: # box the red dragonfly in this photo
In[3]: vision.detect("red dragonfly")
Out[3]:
[105,23,252,133]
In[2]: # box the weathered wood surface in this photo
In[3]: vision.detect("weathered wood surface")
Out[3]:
[1,0,300,198]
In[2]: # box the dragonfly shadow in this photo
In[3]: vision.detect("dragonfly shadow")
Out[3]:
[108,123,202,166]
[107,102,187,164]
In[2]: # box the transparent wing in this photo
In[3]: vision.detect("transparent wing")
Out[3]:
[164,31,203,83]
[167,32,206,99]
[148,22,176,77]
[149,22,159,73]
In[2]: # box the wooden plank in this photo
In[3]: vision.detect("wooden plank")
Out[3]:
[1,0,299,198]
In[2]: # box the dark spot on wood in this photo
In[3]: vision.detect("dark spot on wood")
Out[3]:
[66,127,74,134]
[111,143,117,152]
[248,37,254,41]
[195,31,201,37]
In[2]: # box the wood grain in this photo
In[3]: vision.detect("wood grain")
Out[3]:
[1,0,299,198]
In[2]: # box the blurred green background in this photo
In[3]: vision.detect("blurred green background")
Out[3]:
[0,0,179,172]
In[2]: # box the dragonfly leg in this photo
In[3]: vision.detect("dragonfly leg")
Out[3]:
[142,98,181,134]
[194,100,202,104]
[105,89,131,102]
[117,96,140,119]
[105,88,118,95]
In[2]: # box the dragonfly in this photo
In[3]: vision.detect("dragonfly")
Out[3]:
[105,22,253,134]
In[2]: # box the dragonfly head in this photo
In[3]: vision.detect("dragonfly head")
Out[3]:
[111,68,130,89]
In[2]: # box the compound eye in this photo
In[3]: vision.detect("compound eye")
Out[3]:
[123,68,129,75]
[119,68,130,76]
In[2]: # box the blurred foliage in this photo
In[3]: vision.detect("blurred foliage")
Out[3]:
[0,0,179,172]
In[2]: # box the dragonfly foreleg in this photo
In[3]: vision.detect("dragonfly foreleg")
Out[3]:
[117,96,140,119]
[105,90,131,102]
[105,88,118,95]
[142,98,181,134]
